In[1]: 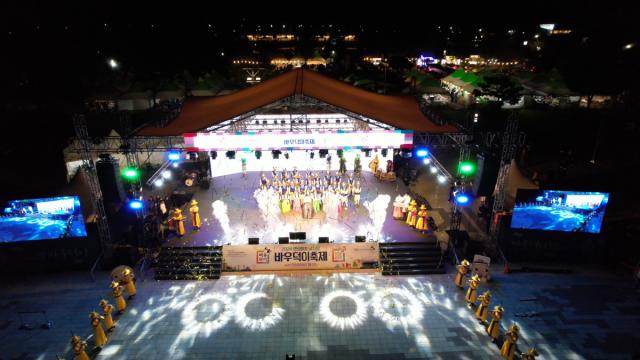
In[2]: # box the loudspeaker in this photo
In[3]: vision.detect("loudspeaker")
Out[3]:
[289,232,306,240]
[248,237,259,245]
[319,237,329,243]
[96,157,126,206]
[472,154,500,197]
[278,237,289,244]
[355,235,366,243]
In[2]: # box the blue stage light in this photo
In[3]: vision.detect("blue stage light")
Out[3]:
[416,149,429,158]
[454,193,471,205]
[129,200,144,210]
[168,151,181,161]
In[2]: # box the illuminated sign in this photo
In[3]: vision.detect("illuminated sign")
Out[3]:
[185,130,413,151]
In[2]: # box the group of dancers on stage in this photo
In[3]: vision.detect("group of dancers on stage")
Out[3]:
[258,167,362,219]
[393,194,429,233]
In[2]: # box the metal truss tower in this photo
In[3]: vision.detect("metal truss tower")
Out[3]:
[73,115,112,259]
[490,111,520,236]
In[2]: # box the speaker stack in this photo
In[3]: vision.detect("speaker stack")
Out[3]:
[96,155,126,207]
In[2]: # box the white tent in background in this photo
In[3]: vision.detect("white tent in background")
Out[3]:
[498,159,539,210]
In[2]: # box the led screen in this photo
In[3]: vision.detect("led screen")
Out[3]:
[511,189,609,233]
[0,196,87,242]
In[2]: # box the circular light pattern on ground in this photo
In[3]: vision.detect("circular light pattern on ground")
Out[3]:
[370,287,424,330]
[181,293,233,335]
[234,292,284,331]
[319,290,368,330]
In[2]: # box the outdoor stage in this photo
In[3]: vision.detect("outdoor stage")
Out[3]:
[163,171,443,248]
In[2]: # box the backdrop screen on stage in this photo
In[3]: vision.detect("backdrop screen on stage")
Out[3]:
[511,189,609,233]
[0,196,87,243]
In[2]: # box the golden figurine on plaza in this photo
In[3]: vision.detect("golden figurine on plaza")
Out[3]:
[71,335,90,360]
[89,311,108,348]
[172,208,186,237]
[99,299,115,331]
[475,291,492,323]
[455,259,471,289]
[111,281,127,313]
[189,199,201,230]
[521,348,539,360]
[465,274,480,305]
[500,324,520,360]
[487,305,504,341]
[121,268,137,299]
[415,204,428,233]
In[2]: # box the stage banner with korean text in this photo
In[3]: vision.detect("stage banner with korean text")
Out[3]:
[222,243,380,272]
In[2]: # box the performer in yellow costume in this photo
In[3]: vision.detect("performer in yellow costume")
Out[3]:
[189,199,201,230]
[454,259,471,288]
[500,324,520,360]
[521,348,539,360]
[369,154,379,173]
[122,268,136,298]
[71,335,90,360]
[172,208,185,237]
[487,305,504,341]
[90,311,108,348]
[99,299,115,331]
[466,274,480,305]
[475,291,491,322]
[111,281,127,313]
[405,200,417,227]
[415,204,428,232]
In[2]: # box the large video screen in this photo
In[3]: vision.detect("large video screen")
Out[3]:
[511,189,609,233]
[0,196,88,243]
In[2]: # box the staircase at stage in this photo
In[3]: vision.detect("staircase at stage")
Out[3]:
[154,246,223,280]
[379,240,445,276]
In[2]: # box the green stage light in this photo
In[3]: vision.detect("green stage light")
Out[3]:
[122,167,140,181]
[458,162,476,176]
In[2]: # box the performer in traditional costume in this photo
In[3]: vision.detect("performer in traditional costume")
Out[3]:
[354,154,362,174]
[121,268,136,298]
[386,159,394,173]
[303,190,313,219]
[466,274,480,305]
[369,154,380,173]
[455,259,471,289]
[500,324,520,360]
[393,195,404,219]
[475,291,492,323]
[487,305,504,341]
[71,335,90,360]
[415,204,428,233]
[260,174,269,190]
[406,200,417,227]
[352,181,362,206]
[111,281,126,313]
[312,189,322,214]
[172,208,185,237]
[189,200,201,230]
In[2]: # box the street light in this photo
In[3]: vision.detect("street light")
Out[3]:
[108,58,118,69]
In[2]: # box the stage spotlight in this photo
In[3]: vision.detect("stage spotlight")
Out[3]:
[168,151,181,161]
[172,162,179,168]
[310,151,315,159]
[226,151,236,159]
[423,158,431,165]
[284,152,289,159]
[454,193,471,205]
[162,170,171,179]
[416,148,429,158]
[381,149,388,157]
[209,150,217,159]
[272,150,281,159]
[429,166,437,174]
[362,148,371,157]
[154,179,164,187]
[128,199,143,210]
[437,175,447,184]
[319,149,328,158]
[255,150,262,159]
[121,167,140,181]
[458,161,476,176]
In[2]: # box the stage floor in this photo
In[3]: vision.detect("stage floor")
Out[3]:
[163,172,442,247]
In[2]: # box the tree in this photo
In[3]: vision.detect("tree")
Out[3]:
[473,74,523,105]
